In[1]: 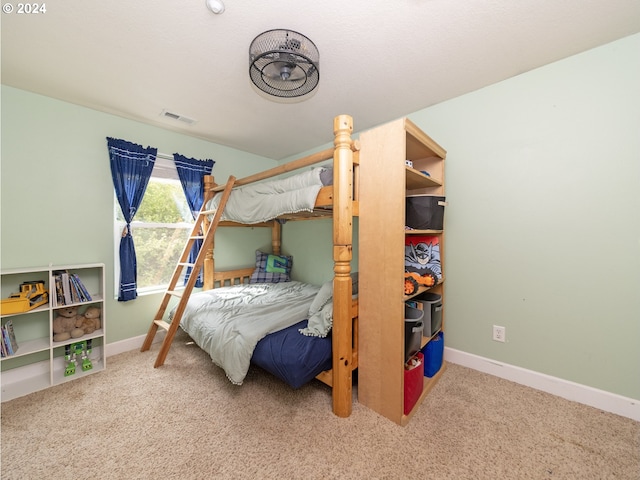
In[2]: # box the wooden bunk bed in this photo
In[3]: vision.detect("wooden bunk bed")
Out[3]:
[146,115,359,418]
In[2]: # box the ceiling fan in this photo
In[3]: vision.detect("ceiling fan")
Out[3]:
[249,29,320,100]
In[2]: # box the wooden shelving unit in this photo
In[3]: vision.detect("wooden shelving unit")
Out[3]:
[358,117,446,425]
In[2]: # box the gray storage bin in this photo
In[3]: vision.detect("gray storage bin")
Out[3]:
[404,305,424,362]
[414,292,442,336]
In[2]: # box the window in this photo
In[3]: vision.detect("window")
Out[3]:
[114,156,194,294]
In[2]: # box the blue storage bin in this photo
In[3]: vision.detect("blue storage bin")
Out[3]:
[423,332,444,377]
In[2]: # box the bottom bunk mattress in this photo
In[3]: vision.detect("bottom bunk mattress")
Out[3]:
[251,319,332,389]
[173,281,327,386]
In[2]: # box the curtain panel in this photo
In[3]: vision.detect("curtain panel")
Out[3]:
[107,137,157,301]
[173,154,215,287]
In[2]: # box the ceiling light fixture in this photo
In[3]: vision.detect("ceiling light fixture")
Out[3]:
[205,0,225,14]
[249,29,319,100]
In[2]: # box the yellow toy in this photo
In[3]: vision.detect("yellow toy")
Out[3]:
[1,281,49,315]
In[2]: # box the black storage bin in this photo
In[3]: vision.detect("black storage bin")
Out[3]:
[406,195,446,230]
[414,292,443,336]
[404,305,424,362]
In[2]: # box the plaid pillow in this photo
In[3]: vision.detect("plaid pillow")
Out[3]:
[249,250,293,284]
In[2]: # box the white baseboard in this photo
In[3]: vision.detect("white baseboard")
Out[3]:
[106,331,165,357]
[444,347,640,422]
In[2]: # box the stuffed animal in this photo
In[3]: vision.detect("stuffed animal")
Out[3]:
[53,306,84,342]
[75,306,101,335]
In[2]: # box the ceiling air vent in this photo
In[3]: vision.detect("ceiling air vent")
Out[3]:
[160,109,197,125]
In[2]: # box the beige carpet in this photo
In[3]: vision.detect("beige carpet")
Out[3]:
[2,329,639,480]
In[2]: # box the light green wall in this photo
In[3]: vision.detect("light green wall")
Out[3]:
[1,86,275,343]
[281,218,359,286]
[408,33,640,399]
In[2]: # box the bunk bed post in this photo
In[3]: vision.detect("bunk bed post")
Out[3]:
[203,175,215,290]
[272,220,282,256]
[332,114,354,418]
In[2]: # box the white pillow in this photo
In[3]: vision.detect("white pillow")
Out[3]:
[299,280,334,338]
[300,302,334,338]
[308,280,333,316]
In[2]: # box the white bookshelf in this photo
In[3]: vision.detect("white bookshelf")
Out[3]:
[1,263,106,401]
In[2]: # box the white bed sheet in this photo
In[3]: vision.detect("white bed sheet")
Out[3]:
[172,281,320,384]
[206,167,327,224]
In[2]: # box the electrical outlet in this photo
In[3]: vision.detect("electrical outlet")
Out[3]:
[493,325,506,343]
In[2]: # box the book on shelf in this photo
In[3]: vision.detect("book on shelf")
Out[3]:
[61,272,73,305]
[53,271,92,305]
[71,274,92,301]
[1,320,19,357]
[53,274,64,305]
[5,319,18,352]
[69,276,82,303]
[0,330,7,357]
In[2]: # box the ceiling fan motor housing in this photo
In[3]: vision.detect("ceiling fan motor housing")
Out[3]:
[249,29,320,98]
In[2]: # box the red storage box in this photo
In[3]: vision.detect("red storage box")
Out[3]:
[404,352,424,415]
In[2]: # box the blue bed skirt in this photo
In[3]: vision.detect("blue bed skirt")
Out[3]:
[251,319,332,389]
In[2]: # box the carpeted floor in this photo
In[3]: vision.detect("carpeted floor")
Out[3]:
[2,329,639,479]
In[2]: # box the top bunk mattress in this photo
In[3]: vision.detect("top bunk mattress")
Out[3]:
[206,166,332,224]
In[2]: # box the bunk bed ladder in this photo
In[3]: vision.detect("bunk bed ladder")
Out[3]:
[140,175,236,367]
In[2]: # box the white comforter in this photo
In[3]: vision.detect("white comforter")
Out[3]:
[206,167,326,224]
[172,281,320,384]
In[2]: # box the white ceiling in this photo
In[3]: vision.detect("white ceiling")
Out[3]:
[2,0,639,160]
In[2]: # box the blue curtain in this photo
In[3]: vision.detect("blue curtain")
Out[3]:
[107,138,157,301]
[173,154,215,287]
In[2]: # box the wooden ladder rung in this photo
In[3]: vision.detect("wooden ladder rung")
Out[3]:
[154,320,171,331]
[177,262,195,267]
[200,209,217,216]
[166,290,184,298]
[190,235,205,240]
